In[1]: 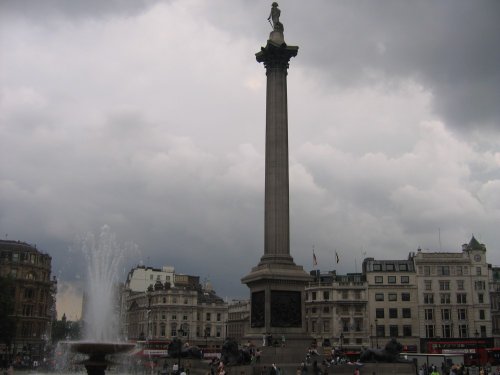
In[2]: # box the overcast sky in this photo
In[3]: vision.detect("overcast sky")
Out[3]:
[1,0,499,319]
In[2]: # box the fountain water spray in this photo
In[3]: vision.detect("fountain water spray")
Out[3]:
[81,225,126,341]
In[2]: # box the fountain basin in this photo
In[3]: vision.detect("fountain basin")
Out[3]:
[68,341,135,375]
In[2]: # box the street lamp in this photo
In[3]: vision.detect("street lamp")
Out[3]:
[370,324,373,348]
[177,328,185,371]
[340,332,344,351]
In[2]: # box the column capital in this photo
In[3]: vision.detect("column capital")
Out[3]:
[256,40,298,72]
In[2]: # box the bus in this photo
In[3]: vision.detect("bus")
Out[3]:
[132,340,170,358]
[425,339,494,366]
[486,348,500,365]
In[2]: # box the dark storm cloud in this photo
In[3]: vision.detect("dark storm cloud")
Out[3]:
[199,0,500,132]
[1,1,499,311]
[0,0,162,21]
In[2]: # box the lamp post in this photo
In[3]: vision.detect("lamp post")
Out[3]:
[370,324,373,348]
[177,328,185,371]
[340,332,344,351]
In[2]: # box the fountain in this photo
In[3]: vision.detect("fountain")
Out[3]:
[67,225,135,375]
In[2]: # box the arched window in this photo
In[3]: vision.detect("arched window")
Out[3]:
[171,323,177,337]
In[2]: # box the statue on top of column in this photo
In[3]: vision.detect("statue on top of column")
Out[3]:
[268,2,284,32]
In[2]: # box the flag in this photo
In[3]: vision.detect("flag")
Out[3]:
[335,251,340,264]
[313,248,318,266]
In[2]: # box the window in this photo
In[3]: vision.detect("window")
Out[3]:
[206,313,211,321]
[375,276,383,284]
[403,325,412,336]
[479,310,485,320]
[160,323,166,337]
[399,264,408,271]
[376,308,385,319]
[457,308,467,320]
[386,264,395,271]
[150,274,153,280]
[425,309,434,321]
[312,307,317,314]
[424,293,434,304]
[426,325,435,338]
[373,264,382,271]
[456,266,463,276]
[424,280,432,290]
[401,293,410,302]
[401,276,409,284]
[388,293,397,301]
[355,291,361,299]
[402,308,411,318]
[376,325,385,337]
[475,281,485,290]
[184,299,188,304]
[162,297,166,303]
[341,318,350,332]
[440,293,451,304]
[323,320,330,332]
[459,324,468,338]
[442,324,452,338]
[171,323,177,336]
[389,325,398,337]
[389,308,398,319]
[312,292,317,301]
[217,313,221,321]
[457,280,464,290]
[441,309,451,321]
[439,281,450,290]
[172,314,177,320]
[354,318,362,332]
[342,291,348,299]
[388,276,396,284]
[323,306,329,314]
[323,291,330,300]
[424,266,431,276]
[476,267,482,276]
[457,293,467,304]
[216,326,222,337]
[375,293,384,301]
[478,294,484,303]
[437,266,450,276]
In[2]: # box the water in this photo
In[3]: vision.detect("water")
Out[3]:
[80,225,127,341]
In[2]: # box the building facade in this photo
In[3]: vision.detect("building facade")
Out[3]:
[303,237,497,354]
[227,300,250,341]
[0,240,56,360]
[412,237,493,354]
[363,258,419,351]
[305,271,369,351]
[121,267,228,351]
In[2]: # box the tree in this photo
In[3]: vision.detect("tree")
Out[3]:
[0,276,17,348]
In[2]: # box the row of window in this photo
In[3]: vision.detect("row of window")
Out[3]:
[375,324,412,337]
[154,312,223,321]
[308,290,363,301]
[375,308,412,319]
[374,292,411,301]
[424,324,487,338]
[423,293,484,304]
[418,265,483,277]
[424,280,486,291]
[424,308,487,321]
[372,263,410,272]
[374,275,410,284]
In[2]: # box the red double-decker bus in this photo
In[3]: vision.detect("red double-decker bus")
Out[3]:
[425,338,493,366]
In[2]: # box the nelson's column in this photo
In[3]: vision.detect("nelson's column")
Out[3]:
[242,3,312,345]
